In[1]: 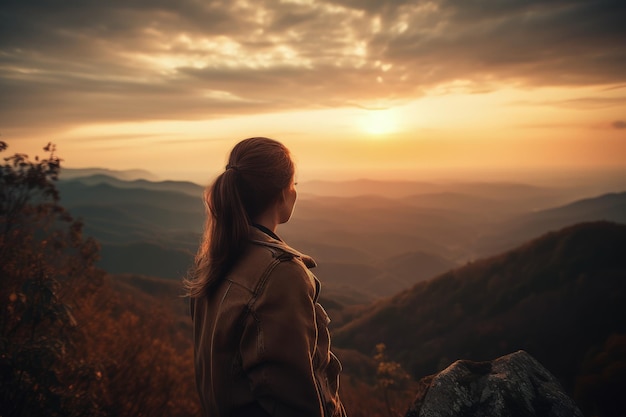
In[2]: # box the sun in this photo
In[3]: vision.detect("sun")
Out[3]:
[359,109,399,136]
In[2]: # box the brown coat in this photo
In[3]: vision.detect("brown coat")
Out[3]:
[191,228,346,417]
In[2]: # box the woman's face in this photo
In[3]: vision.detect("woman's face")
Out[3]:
[278,176,297,224]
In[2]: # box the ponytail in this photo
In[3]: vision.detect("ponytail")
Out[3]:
[185,137,294,298]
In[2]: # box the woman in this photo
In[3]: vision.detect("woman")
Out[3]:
[186,137,346,417]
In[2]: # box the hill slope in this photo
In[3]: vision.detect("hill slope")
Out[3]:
[477,192,626,256]
[64,174,204,197]
[56,180,203,279]
[333,221,626,394]
[60,167,159,181]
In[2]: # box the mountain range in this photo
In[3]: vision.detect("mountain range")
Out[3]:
[63,169,624,415]
[60,167,160,181]
[57,172,626,302]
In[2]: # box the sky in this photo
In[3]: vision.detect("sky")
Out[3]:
[1,0,625,184]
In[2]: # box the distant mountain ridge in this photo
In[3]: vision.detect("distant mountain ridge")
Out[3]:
[62,174,204,197]
[300,179,576,205]
[54,172,626,306]
[61,167,159,181]
[57,182,203,214]
[56,178,204,278]
[533,191,626,220]
[476,191,626,256]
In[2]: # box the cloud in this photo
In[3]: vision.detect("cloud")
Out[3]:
[374,1,626,85]
[612,120,626,129]
[1,0,625,131]
[510,95,626,110]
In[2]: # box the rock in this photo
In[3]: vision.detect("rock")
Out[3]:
[404,350,583,417]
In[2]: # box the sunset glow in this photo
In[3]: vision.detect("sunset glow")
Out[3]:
[359,109,400,136]
[1,1,625,183]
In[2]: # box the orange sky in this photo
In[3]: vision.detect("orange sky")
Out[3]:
[2,1,625,183]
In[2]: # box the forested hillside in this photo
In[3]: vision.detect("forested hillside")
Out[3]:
[333,221,626,416]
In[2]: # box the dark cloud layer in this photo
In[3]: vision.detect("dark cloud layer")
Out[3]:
[1,0,625,130]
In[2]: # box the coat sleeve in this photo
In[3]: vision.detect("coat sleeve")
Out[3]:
[239,259,325,417]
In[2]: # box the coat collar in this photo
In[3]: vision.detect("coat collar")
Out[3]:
[249,226,317,269]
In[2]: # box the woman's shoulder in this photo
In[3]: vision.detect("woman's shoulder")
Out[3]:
[246,229,320,298]
[248,227,317,268]
[226,230,313,293]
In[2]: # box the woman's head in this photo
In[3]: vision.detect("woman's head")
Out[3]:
[186,137,296,297]
[218,137,295,222]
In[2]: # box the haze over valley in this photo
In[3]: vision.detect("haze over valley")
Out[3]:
[57,168,626,303]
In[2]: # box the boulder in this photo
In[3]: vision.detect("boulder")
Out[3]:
[405,350,583,417]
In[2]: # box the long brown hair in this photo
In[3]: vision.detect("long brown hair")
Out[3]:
[185,137,295,298]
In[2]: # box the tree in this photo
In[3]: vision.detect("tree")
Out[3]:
[0,141,200,417]
[0,141,105,417]
[374,343,411,417]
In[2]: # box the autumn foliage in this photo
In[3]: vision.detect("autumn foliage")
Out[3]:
[0,142,199,417]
